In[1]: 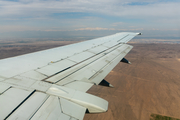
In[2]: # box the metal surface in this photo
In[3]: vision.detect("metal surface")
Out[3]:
[7,92,48,120]
[31,96,65,120]
[102,41,119,48]
[0,83,11,94]
[4,76,36,88]
[45,53,104,83]
[36,59,76,76]
[68,51,95,63]
[72,91,108,113]
[20,71,47,81]
[46,84,76,99]
[64,81,93,92]
[30,81,52,92]
[47,85,108,113]
[0,76,6,81]
[91,45,133,85]
[60,98,86,120]
[88,45,108,54]
[0,88,33,120]
[56,44,132,89]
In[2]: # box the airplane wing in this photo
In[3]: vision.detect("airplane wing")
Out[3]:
[0,32,141,120]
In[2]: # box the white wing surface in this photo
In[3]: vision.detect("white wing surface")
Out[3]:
[0,32,141,120]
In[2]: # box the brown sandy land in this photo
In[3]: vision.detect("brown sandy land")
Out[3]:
[0,41,180,120]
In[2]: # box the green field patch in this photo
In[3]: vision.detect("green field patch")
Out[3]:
[150,114,180,120]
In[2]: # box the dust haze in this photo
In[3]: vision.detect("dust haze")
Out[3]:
[0,40,180,120]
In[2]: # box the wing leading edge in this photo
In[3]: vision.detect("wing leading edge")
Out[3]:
[0,32,141,120]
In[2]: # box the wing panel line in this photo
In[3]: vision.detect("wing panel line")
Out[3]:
[53,43,122,84]
[4,90,36,120]
[43,42,121,83]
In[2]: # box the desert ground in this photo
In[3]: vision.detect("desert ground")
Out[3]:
[0,40,180,120]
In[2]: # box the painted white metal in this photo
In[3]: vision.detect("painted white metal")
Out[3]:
[7,92,48,120]
[4,76,36,88]
[31,96,70,120]
[46,85,108,113]
[20,71,47,81]
[45,53,104,83]
[106,44,129,59]
[70,118,78,120]
[120,35,135,43]
[0,76,6,81]
[72,90,108,113]
[101,34,130,48]
[55,46,115,85]
[30,81,52,92]
[64,81,93,92]
[56,44,127,87]
[0,83,11,94]
[91,45,133,84]
[33,108,70,120]
[46,85,76,99]
[44,63,86,83]
[101,44,122,54]
[0,56,46,78]
[36,59,76,76]
[102,41,118,48]
[117,44,132,52]
[0,78,4,81]
[87,45,108,54]
[56,44,132,93]
[57,113,71,120]
[68,51,95,63]
[0,88,33,120]
[60,98,86,120]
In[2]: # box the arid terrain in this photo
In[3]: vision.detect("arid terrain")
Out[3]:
[0,40,180,120]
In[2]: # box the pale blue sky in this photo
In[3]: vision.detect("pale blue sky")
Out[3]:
[0,0,179,39]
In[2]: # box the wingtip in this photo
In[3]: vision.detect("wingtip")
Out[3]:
[137,33,142,35]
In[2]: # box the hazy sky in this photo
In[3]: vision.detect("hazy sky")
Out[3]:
[0,0,180,39]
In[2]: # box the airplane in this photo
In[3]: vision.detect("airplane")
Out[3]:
[0,32,141,120]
